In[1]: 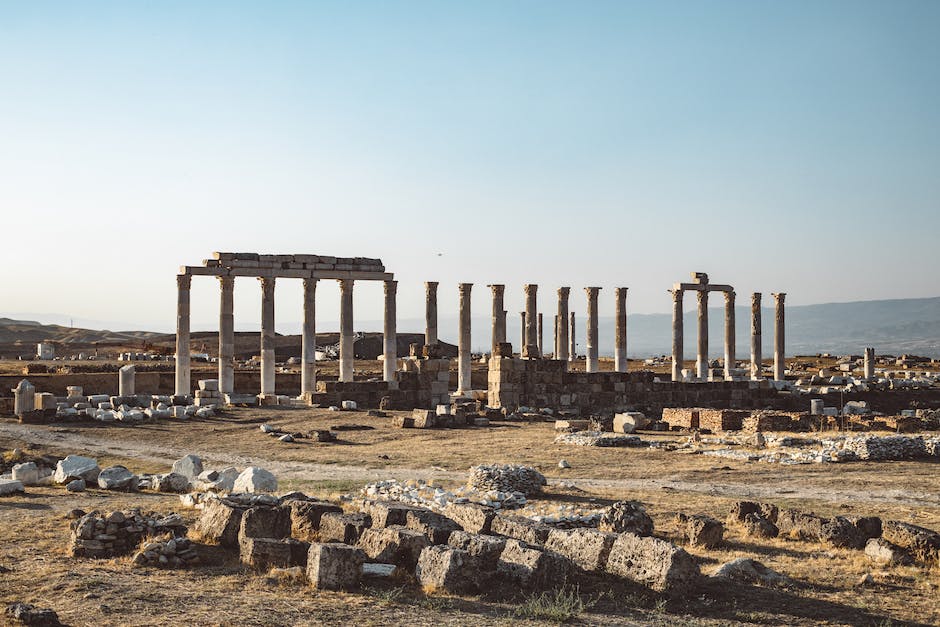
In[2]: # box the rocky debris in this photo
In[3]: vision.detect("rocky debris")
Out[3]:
[613,412,649,433]
[728,501,778,525]
[240,536,310,570]
[701,433,940,465]
[467,464,546,496]
[66,479,85,492]
[97,465,137,491]
[545,527,617,572]
[360,478,530,511]
[554,431,644,447]
[491,514,553,545]
[70,510,187,558]
[496,539,573,590]
[0,479,25,496]
[233,467,278,493]
[196,467,239,493]
[358,526,430,569]
[606,533,701,595]
[743,513,779,539]
[4,602,62,626]
[145,472,191,493]
[53,455,100,485]
[307,542,365,590]
[404,508,461,544]
[171,454,203,481]
[777,509,827,540]
[447,530,506,572]
[557,459,571,469]
[599,501,654,536]
[675,514,724,549]
[818,516,866,549]
[443,502,496,534]
[289,500,344,541]
[319,512,372,544]
[881,520,940,564]
[197,498,249,547]
[848,516,883,540]
[239,505,291,540]
[132,536,201,568]
[865,538,913,565]
[416,545,481,594]
[11,462,41,486]
[712,558,793,587]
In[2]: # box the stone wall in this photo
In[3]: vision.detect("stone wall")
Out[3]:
[487,357,781,415]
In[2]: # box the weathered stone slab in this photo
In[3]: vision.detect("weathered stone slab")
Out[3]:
[882,520,940,563]
[319,512,372,544]
[599,501,654,535]
[545,528,617,572]
[97,465,137,491]
[491,514,553,545]
[238,505,291,540]
[196,499,245,547]
[443,502,496,534]
[496,539,573,590]
[676,514,724,549]
[289,500,343,541]
[865,538,913,565]
[307,543,365,590]
[53,455,100,485]
[447,530,506,571]
[776,509,826,540]
[361,501,425,528]
[358,525,430,569]
[606,533,701,595]
[240,537,309,569]
[404,509,461,544]
[416,545,480,594]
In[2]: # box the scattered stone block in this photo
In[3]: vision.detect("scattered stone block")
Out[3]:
[675,514,724,549]
[607,533,701,595]
[416,545,480,594]
[777,509,827,540]
[233,467,277,493]
[0,479,25,496]
[599,501,654,536]
[66,479,85,492]
[289,500,344,541]
[404,509,461,544]
[613,412,649,433]
[10,463,39,486]
[307,543,365,590]
[392,416,415,428]
[53,455,100,485]
[447,530,506,571]
[239,505,291,540]
[818,516,866,549]
[153,472,191,493]
[443,502,496,534]
[357,525,430,568]
[882,520,940,564]
[712,558,792,587]
[743,513,779,539]
[240,536,309,569]
[319,512,372,544]
[496,539,573,590]
[545,528,617,572]
[491,514,553,545]
[865,538,913,565]
[97,465,137,491]
[362,501,425,528]
[4,602,62,627]
[197,498,246,547]
[171,454,203,481]
[412,409,435,428]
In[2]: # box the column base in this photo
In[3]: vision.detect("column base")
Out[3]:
[257,393,281,406]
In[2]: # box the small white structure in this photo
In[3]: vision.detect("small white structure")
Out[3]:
[36,343,54,360]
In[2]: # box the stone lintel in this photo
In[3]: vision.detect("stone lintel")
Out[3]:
[180,266,393,281]
[674,283,733,293]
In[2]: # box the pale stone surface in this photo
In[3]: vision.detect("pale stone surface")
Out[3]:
[172,454,203,481]
[0,479,25,495]
[751,292,762,379]
[383,280,397,383]
[307,543,365,590]
[545,527,617,572]
[11,462,39,486]
[175,274,192,395]
[218,275,235,396]
[12,379,35,415]
[585,287,601,372]
[339,279,355,383]
[865,537,912,565]
[606,533,701,594]
[416,545,479,593]
[613,412,648,433]
[457,283,473,393]
[54,455,100,484]
[233,467,278,493]
[259,276,277,395]
[696,289,709,380]
[97,465,136,491]
[488,284,506,353]
[671,289,684,381]
[301,278,317,394]
[357,525,429,568]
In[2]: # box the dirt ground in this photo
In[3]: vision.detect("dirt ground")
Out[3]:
[1,407,938,626]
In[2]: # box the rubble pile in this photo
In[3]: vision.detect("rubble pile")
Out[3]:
[698,433,940,465]
[554,431,644,447]
[467,464,546,496]
[70,509,187,558]
[132,536,201,568]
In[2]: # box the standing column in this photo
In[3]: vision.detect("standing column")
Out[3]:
[218,276,235,396]
[519,312,526,354]
[339,279,355,383]
[723,290,736,381]
[174,274,192,396]
[614,287,628,373]
[259,277,276,398]
[424,281,438,345]
[751,293,762,379]
[488,284,506,353]
[696,289,709,380]
[457,283,472,393]
[301,278,317,396]
[524,284,539,356]
[671,288,684,382]
[537,313,544,356]
[557,287,570,362]
[773,292,786,381]
[585,287,601,372]
[863,347,875,379]
[568,312,576,362]
[383,280,397,384]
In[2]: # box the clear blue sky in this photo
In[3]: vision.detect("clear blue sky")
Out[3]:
[1,1,938,336]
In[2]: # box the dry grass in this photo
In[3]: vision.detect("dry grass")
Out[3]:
[1,404,939,625]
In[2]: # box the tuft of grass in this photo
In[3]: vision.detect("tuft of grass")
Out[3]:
[514,585,592,623]
[365,585,406,605]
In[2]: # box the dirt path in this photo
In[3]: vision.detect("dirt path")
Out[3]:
[2,422,938,509]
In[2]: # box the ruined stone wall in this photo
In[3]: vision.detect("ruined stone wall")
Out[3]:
[487,357,781,415]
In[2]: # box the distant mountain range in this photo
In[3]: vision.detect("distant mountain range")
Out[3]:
[3,296,940,358]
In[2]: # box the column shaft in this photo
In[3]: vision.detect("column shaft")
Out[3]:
[424,281,438,345]
[724,291,736,381]
[863,347,875,379]
[568,312,576,363]
[488,284,505,353]
[773,292,786,381]
[524,284,539,356]
[174,274,191,396]
[537,313,543,356]
[339,279,355,382]
[557,287,570,361]
[218,276,235,396]
[383,280,397,383]
[696,289,709,380]
[519,312,525,354]
[751,293,762,379]
[614,287,628,372]
[585,287,601,372]
[301,278,317,395]
[458,283,472,392]
[259,277,276,396]
[671,289,684,382]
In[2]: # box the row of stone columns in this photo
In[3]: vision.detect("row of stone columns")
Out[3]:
[671,288,786,382]
[175,275,398,397]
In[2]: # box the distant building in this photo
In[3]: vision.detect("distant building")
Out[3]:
[36,343,54,360]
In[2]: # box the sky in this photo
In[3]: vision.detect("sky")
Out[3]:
[2,0,939,340]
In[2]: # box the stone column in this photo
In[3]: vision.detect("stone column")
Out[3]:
[524,284,539,357]
[750,293,762,380]
[863,347,875,379]
[457,283,472,393]
[614,287,628,373]
[671,288,683,382]
[519,311,526,355]
[119,364,135,396]
[488,284,505,353]
[723,291,736,381]
[585,287,601,372]
[773,292,786,381]
[301,278,317,396]
[218,276,235,396]
[424,281,438,345]
[383,280,397,384]
[259,276,276,397]
[339,279,354,383]
[174,273,192,396]
[537,313,544,356]
[696,289,709,380]
[568,312,576,363]
[557,287,570,362]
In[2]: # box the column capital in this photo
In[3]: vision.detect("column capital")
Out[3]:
[384,279,398,295]
[724,290,736,303]
[177,274,192,290]
[752,292,762,302]
[338,278,354,293]
[584,286,601,296]
[425,281,438,292]
[615,287,628,300]
[217,275,234,289]
[259,275,276,293]
[458,282,473,294]
[696,289,708,303]
[303,277,318,290]
[670,288,683,302]
[558,286,571,297]
[524,283,538,295]
[772,292,787,302]
[487,283,505,294]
